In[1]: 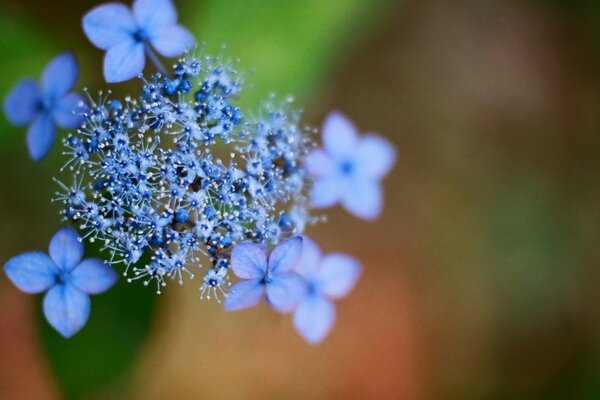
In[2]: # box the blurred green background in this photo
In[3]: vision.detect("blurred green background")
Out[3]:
[1,0,600,399]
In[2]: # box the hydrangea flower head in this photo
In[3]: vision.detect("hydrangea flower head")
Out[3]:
[3,227,118,337]
[56,55,312,296]
[3,52,85,161]
[293,237,361,344]
[224,236,306,312]
[305,112,396,220]
[83,0,195,82]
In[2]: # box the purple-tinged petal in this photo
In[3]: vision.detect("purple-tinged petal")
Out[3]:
[230,242,267,279]
[223,279,264,311]
[268,236,303,274]
[355,134,396,180]
[49,227,83,272]
[296,236,322,276]
[3,252,57,294]
[293,294,335,344]
[310,177,342,208]
[3,79,41,126]
[265,272,306,313]
[317,253,361,299]
[82,3,136,50]
[53,93,86,129]
[43,282,90,338]
[42,52,78,99]
[103,41,145,83]
[150,25,195,57]
[133,0,176,33]
[322,112,358,159]
[304,148,335,179]
[70,259,118,295]
[26,112,55,161]
[341,179,382,220]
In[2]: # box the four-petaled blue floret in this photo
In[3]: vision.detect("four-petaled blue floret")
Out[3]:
[224,236,306,312]
[293,236,361,344]
[3,52,86,161]
[83,0,196,83]
[3,227,117,337]
[305,111,396,220]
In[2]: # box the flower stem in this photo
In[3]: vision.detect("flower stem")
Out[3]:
[144,44,167,75]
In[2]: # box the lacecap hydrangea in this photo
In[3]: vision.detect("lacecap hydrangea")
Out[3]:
[2,0,395,344]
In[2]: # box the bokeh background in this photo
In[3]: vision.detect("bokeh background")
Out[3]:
[1,0,600,398]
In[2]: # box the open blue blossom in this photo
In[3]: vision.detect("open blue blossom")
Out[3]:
[83,0,195,83]
[305,112,396,220]
[224,236,306,312]
[293,237,361,344]
[3,227,118,338]
[3,52,85,161]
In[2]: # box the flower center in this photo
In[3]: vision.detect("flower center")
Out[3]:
[340,160,354,175]
[261,271,273,285]
[133,29,148,43]
[37,98,53,112]
[57,270,71,284]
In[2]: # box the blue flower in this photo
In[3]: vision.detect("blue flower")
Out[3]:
[224,236,306,312]
[83,0,196,83]
[305,111,396,220]
[3,227,118,338]
[292,237,361,344]
[3,52,85,161]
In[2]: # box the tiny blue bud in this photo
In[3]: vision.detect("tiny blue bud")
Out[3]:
[174,208,189,223]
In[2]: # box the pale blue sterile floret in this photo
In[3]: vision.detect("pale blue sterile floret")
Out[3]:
[293,236,361,344]
[305,112,396,220]
[83,0,196,83]
[3,227,117,337]
[224,236,306,312]
[3,52,85,161]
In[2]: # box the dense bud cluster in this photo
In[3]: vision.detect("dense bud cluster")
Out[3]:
[55,55,314,296]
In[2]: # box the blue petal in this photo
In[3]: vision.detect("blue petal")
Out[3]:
[268,236,303,274]
[3,252,57,294]
[151,25,195,57]
[310,177,342,208]
[43,282,90,338]
[133,0,177,34]
[317,253,361,299]
[322,111,358,159]
[230,242,267,279]
[42,52,78,100]
[223,279,264,311]
[70,259,118,294]
[341,178,382,220]
[355,134,396,180]
[53,92,86,128]
[3,79,41,126]
[293,294,335,344]
[304,148,335,179]
[82,3,136,50]
[104,41,145,83]
[296,236,322,277]
[26,112,55,161]
[265,272,306,313]
[49,227,83,272]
